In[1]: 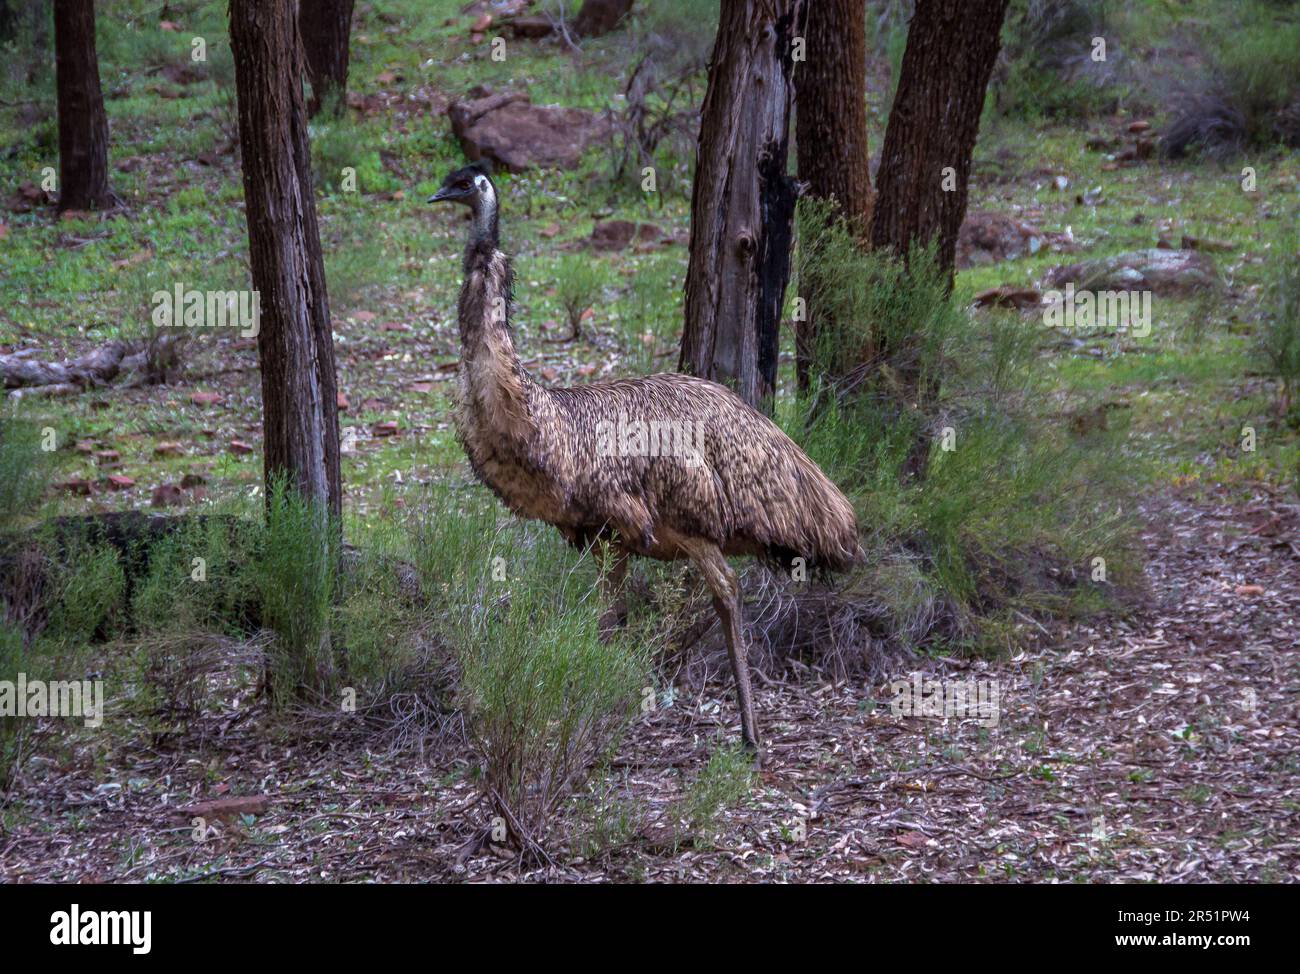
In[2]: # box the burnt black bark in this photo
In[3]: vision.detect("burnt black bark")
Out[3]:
[680,0,803,414]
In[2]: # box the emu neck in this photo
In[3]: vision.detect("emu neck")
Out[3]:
[469,193,499,250]
[458,227,532,440]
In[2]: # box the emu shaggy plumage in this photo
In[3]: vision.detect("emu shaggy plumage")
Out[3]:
[430,164,859,760]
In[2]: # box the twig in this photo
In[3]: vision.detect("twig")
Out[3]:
[177,857,274,884]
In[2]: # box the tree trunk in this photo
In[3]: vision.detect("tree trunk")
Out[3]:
[573,0,633,37]
[229,0,342,524]
[0,1,18,43]
[869,0,1009,282]
[53,0,112,212]
[230,0,342,701]
[680,0,803,414]
[299,0,354,118]
[869,0,1009,478]
[793,0,872,393]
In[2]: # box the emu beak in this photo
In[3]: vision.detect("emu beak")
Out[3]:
[428,188,449,204]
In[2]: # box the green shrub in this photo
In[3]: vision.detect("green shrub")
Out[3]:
[453,528,650,853]
[332,524,426,697]
[251,482,337,704]
[1259,226,1300,412]
[1215,14,1300,145]
[0,535,123,794]
[554,254,607,339]
[673,742,754,849]
[1163,1,1300,156]
[39,536,126,648]
[795,198,961,415]
[0,620,29,795]
[990,0,1123,120]
[406,483,505,610]
[132,516,257,636]
[0,415,49,531]
[789,199,1139,654]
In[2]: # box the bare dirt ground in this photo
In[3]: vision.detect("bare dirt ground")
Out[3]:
[2,487,1296,883]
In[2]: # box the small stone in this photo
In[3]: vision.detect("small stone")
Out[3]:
[151,483,183,506]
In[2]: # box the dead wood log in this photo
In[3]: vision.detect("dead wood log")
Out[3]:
[2,332,190,398]
[1,340,129,392]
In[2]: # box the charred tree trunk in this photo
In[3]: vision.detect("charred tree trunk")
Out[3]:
[53,0,112,212]
[229,0,342,523]
[793,0,872,393]
[870,0,1009,281]
[679,0,803,414]
[299,0,354,118]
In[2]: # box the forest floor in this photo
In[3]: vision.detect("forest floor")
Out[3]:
[2,484,1296,883]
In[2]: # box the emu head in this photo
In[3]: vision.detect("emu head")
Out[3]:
[429,162,498,244]
[429,162,496,208]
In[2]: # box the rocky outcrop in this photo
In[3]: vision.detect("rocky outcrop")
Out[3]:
[447,88,611,172]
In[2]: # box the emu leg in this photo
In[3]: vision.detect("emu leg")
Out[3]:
[686,541,761,761]
[712,593,761,760]
[597,544,630,641]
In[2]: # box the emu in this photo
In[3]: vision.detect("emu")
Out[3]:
[430,163,859,762]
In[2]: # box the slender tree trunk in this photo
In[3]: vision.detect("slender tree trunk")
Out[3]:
[229,0,342,524]
[299,0,354,118]
[869,0,1009,281]
[0,1,18,42]
[573,0,634,37]
[793,0,872,392]
[869,0,1009,478]
[53,0,112,212]
[230,0,342,701]
[679,0,803,414]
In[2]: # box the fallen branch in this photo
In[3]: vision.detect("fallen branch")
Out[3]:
[1,341,129,393]
[2,332,189,399]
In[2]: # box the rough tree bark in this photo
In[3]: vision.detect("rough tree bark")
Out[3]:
[869,0,1010,283]
[298,0,354,118]
[573,0,633,37]
[680,0,803,414]
[869,0,1009,477]
[229,0,342,525]
[793,0,872,392]
[53,0,112,212]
